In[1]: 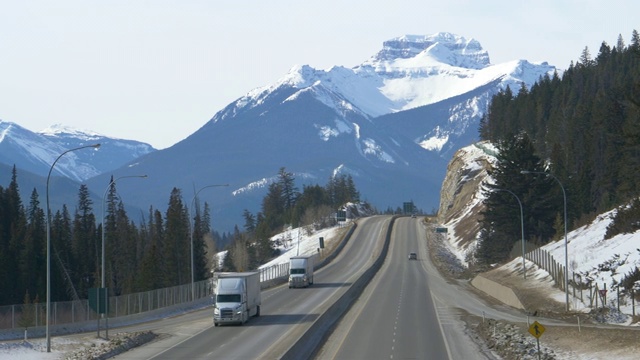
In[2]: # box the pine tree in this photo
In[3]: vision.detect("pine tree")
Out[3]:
[477,133,554,265]
[242,209,256,233]
[70,184,98,300]
[20,189,46,301]
[616,34,625,52]
[50,206,73,302]
[3,167,26,304]
[631,29,640,52]
[163,188,190,286]
[579,46,593,67]
[136,207,166,290]
[0,184,7,305]
[261,181,285,232]
[192,200,212,282]
[18,291,35,334]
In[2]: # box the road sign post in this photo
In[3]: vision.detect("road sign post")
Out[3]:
[528,320,545,360]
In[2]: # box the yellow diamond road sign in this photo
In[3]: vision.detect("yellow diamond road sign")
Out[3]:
[528,321,545,338]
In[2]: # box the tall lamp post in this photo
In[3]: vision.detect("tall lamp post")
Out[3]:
[190,184,229,301]
[46,143,101,352]
[521,170,569,311]
[496,189,526,279]
[100,174,147,339]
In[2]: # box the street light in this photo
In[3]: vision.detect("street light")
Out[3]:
[190,184,229,301]
[496,189,526,279]
[46,143,100,352]
[100,174,147,339]
[521,170,569,311]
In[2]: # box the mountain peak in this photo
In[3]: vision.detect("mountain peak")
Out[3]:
[39,123,103,140]
[368,32,490,69]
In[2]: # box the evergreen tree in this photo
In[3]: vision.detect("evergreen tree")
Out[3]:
[4,167,27,304]
[20,189,46,302]
[631,29,640,51]
[104,177,119,293]
[191,200,212,282]
[71,184,98,299]
[0,184,7,305]
[242,209,256,233]
[261,181,285,232]
[110,199,137,295]
[50,206,74,302]
[163,188,190,286]
[278,167,298,215]
[616,34,625,52]
[579,46,593,67]
[136,207,166,290]
[476,134,554,265]
[596,41,612,64]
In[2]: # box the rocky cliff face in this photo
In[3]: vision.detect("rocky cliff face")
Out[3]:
[437,141,497,260]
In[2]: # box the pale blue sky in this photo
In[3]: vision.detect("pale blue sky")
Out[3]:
[1,0,637,149]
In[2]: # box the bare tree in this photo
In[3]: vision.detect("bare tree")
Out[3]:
[231,235,249,272]
[203,232,218,272]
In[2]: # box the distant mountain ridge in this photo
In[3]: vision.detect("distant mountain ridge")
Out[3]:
[1,32,557,232]
[0,121,155,182]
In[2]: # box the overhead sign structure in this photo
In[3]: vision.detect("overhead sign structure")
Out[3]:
[403,202,414,214]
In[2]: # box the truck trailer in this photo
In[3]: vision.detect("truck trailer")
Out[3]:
[288,255,315,288]
[213,272,261,326]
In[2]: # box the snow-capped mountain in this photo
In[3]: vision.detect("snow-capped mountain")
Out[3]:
[226,33,554,156]
[0,121,155,182]
[3,32,557,232]
[81,32,557,231]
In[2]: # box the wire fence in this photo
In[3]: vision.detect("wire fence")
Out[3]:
[512,241,640,314]
[0,261,292,332]
[1,223,356,335]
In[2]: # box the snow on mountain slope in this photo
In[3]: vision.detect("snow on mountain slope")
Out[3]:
[231,32,556,123]
[0,120,155,184]
[0,120,101,181]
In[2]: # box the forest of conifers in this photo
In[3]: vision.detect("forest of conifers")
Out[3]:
[476,30,640,266]
[0,166,360,306]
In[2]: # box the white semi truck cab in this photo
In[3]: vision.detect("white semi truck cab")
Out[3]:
[213,272,261,326]
[288,255,315,288]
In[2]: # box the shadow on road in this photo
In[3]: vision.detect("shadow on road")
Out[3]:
[291,282,351,289]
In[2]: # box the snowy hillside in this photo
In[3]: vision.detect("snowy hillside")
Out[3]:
[442,142,640,319]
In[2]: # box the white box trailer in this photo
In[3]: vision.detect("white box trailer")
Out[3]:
[288,255,314,288]
[213,272,261,326]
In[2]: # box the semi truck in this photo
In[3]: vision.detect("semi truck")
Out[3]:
[213,272,261,326]
[288,255,314,288]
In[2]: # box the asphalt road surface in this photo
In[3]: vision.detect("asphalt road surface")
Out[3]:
[315,217,518,360]
[112,216,391,359]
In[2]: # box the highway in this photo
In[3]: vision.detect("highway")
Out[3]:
[315,217,522,360]
[112,216,391,359]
